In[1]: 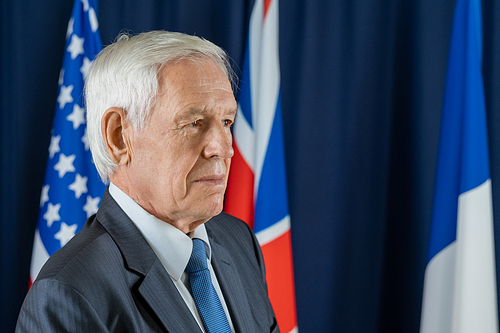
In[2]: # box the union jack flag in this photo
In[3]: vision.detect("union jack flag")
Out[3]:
[30,0,104,285]
[225,0,298,331]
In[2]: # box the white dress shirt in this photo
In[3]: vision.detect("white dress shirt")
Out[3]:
[109,183,235,333]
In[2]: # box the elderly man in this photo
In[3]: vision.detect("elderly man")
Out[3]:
[16,31,278,333]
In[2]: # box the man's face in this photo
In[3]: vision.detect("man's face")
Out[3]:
[125,58,237,232]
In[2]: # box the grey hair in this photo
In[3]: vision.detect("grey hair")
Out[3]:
[84,31,235,183]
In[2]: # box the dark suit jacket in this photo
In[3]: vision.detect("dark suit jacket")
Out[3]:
[16,189,279,332]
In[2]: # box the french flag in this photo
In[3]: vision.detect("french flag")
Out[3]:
[420,0,498,332]
[224,0,298,332]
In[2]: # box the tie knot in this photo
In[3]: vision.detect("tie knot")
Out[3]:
[186,238,208,273]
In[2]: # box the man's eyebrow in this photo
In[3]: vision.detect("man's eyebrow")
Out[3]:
[175,108,208,121]
[175,107,237,121]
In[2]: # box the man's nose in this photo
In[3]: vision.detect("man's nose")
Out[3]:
[202,123,234,159]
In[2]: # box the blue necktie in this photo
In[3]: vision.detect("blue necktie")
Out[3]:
[186,238,231,333]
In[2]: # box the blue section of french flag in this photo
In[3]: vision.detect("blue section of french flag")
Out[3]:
[420,0,498,332]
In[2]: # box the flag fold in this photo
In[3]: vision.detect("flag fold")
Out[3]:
[225,0,298,332]
[420,0,498,332]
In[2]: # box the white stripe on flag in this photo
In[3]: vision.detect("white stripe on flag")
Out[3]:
[233,104,255,171]
[256,214,290,246]
[29,229,50,282]
[250,0,281,193]
[453,179,497,332]
[420,242,456,333]
[420,179,498,333]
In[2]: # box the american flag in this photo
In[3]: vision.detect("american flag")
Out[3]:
[30,0,104,285]
[224,0,298,331]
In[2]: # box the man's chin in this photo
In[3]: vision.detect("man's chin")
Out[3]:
[202,195,225,218]
[181,192,225,222]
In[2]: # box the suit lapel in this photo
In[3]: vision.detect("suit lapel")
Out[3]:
[138,260,202,332]
[97,189,201,333]
[210,239,256,333]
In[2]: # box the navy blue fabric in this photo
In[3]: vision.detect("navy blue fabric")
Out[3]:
[2,0,500,332]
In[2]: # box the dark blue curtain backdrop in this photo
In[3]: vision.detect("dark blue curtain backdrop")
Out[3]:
[1,0,500,332]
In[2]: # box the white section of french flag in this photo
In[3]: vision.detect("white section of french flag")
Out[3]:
[420,179,498,333]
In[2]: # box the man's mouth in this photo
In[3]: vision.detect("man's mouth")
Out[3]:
[194,175,226,186]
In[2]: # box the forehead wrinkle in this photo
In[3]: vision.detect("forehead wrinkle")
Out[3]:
[157,59,236,123]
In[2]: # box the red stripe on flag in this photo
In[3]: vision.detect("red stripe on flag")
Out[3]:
[225,142,254,228]
[264,0,272,18]
[261,229,298,332]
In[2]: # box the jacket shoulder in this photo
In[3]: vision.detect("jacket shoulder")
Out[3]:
[35,215,139,295]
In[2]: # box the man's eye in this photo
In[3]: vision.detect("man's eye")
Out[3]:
[189,120,200,127]
[223,119,233,127]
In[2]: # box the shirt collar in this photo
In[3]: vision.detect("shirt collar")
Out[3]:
[109,183,212,281]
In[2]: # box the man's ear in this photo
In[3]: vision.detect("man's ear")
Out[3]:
[101,107,133,166]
